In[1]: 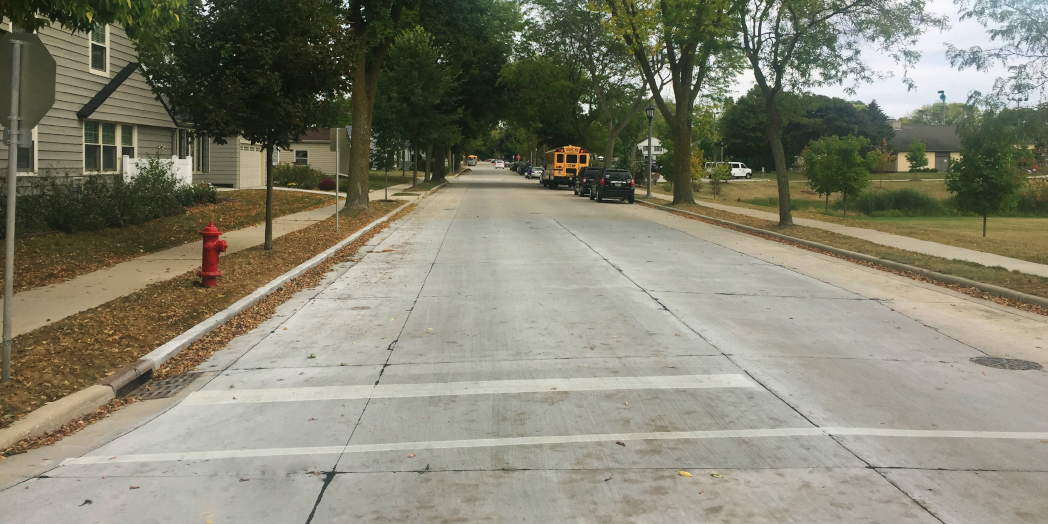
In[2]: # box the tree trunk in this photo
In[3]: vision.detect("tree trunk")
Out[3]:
[346,51,381,210]
[671,123,694,205]
[842,192,847,219]
[983,215,987,237]
[433,144,447,181]
[824,194,829,215]
[603,120,616,169]
[412,146,418,188]
[764,99,793,226]
[424,144,432,183]
[264,144,274,250]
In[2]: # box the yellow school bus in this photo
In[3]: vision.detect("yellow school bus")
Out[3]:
[467,155,477,166]
[542,145,589,189]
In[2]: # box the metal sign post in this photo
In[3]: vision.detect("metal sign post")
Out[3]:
[0,32,57,382]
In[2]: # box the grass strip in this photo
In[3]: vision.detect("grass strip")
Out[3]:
[1,189,333,293]
[0,199,406,433]
[640,197,1048,317]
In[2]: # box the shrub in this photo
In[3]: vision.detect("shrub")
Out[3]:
[317,178,336,191]
[842,188,950,216]
[273,163,325,190]
[0,157,215,237]
[1015,177,1048,216]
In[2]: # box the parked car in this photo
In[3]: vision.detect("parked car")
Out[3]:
[574,166,602,197]
[517,163,530,175]
[704,161,752,179]
[590,168,635,203]
[495,160,505,168]
[526,167,544,179]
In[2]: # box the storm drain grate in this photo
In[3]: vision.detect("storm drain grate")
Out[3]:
[131,372,204,400]
[970,357,1043,371]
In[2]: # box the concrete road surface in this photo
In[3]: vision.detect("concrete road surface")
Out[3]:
[3,164,1047,523]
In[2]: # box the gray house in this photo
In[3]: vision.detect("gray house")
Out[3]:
[0,22,188,179]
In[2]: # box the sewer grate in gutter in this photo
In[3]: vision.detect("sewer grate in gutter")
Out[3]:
[131,372,205,400]
[970,357,1043,371]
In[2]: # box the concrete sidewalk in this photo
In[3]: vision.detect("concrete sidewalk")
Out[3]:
[0,184,417,338]
[656,196,1048,278]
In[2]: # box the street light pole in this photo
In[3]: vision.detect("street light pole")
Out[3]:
[645,103,655,199]
[938,90,946,125]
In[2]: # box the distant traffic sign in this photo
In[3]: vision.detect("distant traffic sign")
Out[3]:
[0,32,56,129]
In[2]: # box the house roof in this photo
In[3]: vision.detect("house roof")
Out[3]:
[889,125,962,152]
[299,128,331,142]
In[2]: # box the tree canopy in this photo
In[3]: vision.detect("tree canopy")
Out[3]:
[947,0,1048,99]
[0,0,183,38]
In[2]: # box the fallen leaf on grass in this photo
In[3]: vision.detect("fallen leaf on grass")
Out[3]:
[678,471,692,477]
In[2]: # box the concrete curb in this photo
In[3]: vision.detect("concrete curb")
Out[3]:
[0,183,443,451]
[639,200,1048,311]
[0,386,115,450]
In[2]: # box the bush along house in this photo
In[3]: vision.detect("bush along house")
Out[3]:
[0,21,191,188]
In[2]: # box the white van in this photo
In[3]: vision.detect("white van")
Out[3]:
[704,161,753,179]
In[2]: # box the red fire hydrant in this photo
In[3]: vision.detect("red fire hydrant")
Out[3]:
[198,221,227,287]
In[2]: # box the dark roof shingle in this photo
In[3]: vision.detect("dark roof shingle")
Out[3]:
[889,125,962,152]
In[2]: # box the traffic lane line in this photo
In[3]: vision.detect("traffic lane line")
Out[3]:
[62,427,1048,465]
[182,374,758,405]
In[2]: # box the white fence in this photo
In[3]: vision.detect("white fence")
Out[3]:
[122,156,194,186]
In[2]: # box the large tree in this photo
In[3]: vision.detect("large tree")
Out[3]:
[605,0,737,205]
[532,0,656,168]
[343,0,412,209]
[141,0,348,249]
[947,0,1048,99]
[735,0,943,225]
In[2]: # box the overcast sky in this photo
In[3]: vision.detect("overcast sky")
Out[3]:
[730,0,1021,119]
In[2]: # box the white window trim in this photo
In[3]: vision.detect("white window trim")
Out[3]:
[87,24,110,77]
[82,120,128,174]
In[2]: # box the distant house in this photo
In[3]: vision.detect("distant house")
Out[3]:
[276,128,339,176]
[887,121,961,172]
[637,137,664,164]
[0,22,181,180]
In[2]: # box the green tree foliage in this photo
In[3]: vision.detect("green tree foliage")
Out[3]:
[0,0,182,38]
[802,135,872,217]
[946,112,1026,237]
[140,0,348,249]
[906,140,928,171]
[417,0,517,170]
[721,87,894,171]
[734,0,944,225]
[947,0,1048,98]
[901,102,973,126]
[604,0,738,205]
[499,56,591,149]
[374,27,460,184]
[531,0,653,168]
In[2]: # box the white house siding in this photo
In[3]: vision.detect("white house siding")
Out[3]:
[0,23,176,176]
[278,142,337,176]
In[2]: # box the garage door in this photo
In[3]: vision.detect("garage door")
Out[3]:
[239,144,263,188]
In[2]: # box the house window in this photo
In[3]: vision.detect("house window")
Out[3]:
[89,24,108,74]
[84,120,133,172]
[121,125,134,159]
[294,150,308,165]
[16,128,34,173]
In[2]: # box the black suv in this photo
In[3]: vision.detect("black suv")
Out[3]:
[590,169,635,203]
[574,166,602,197]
